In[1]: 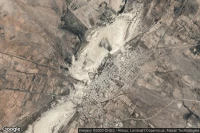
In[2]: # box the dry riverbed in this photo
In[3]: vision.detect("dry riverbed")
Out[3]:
[25,12,141,133]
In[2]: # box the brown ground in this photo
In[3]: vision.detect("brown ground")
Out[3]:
[1,0,200,132]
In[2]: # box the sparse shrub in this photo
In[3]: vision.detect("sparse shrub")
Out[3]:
[174,0,199,16]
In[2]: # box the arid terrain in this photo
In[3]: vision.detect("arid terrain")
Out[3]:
[0,0,200,133]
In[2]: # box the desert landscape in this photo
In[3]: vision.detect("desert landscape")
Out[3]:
[0,0,200,133]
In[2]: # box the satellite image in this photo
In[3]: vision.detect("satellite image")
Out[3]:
[0,0,200,133]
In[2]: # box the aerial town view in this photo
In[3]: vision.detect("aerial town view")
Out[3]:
[0,0,200,133]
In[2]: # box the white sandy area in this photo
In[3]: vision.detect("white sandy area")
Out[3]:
[69,13,137,82]
[25,12,141,133]
[25,100,76,133]
[109,0,125,12]
[25,82,85,133]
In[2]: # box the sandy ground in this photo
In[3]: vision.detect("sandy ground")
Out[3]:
[25,12,140,133]
[25,99,75,133]
[69,13,137,83]
[25,82,85,133]
[109,0,125,12]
